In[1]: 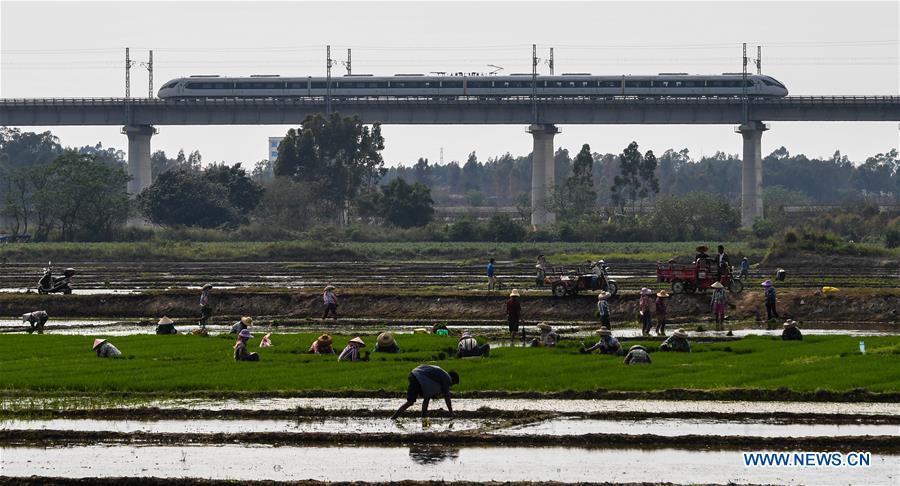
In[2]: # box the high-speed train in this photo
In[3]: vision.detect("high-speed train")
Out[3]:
[157,73,788,99]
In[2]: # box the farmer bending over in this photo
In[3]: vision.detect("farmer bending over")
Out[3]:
[581,327,623,356]
[391,364,459,419]
[458,331,491,358]
[22,310,48,334]
[660,329,691,352]
[782,320,803,340]
[92,339,122,358]
[623,345,652,365]
[234,329,260,361]
[309,334,336,354]
[338,337,366,362]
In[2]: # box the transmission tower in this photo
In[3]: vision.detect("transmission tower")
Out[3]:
[140,50,154,98]
[548,47,554,75]
[755,45,762,74]
[326,45,333,115]
[125,47,136,98]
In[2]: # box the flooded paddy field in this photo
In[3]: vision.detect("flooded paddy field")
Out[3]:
[2,443,897,484]
[1,260,897,293]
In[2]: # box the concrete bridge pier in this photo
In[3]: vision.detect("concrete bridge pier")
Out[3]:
[738,121,768,228]
[529,123,559,227]
[122,124,157,194]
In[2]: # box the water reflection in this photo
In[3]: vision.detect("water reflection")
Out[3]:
[408,446,460,465]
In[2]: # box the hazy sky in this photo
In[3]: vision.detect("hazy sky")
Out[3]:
[1,0,898,168]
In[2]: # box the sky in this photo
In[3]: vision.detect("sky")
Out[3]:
[1,0,898,169]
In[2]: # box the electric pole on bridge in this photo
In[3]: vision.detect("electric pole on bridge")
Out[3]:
[140,50,154,98]
[344,48,352,76]
[326,45,333,115]
[125,47,135,98]
[742,42,748,123]
[755,45,762,74]
[531,43,538,124]
[548,47,554,75]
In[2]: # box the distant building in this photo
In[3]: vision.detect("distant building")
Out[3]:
[268,137,283,163]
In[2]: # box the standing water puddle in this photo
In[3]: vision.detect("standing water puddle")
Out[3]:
[1,444,896,484]
[0,417,485,434]
[494,417,900,437]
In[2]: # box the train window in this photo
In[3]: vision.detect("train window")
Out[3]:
[599,80,621,88]
[441,81,463,88]
[162,80,179,89]
[624,80,651,88]
[310,82,327,89]
[286,82,308,89]
[467,81,492,88]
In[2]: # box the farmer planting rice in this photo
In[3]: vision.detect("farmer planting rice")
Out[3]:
[92,338,122,358]
[639,288,654,336]
[155,316,177,335]
[338,337,366,362]
[21,310,48,334]
[660,329,692,352]
[198,283,212,328]
[534,322,559,347]
[233,329,259,362]
[710,282,728,331]
[505,289,522,341]
[230,316,252,334]
[782,320,803,340]
[457,331,490,358]
[763,280,779,323]
[596,291,612,328]
[581,327,623,356]
[655,290,670,336]
[322,285,338,320]
[374,332,400,353]
[391,364,459,419]
[624,345,652,365]
[309,334,335,354]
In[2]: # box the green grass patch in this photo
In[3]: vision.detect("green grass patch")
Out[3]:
[1,334,898,395]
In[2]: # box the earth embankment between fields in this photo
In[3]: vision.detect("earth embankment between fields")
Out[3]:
[2,288,898,323]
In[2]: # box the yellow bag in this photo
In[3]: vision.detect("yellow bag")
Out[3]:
[822,286,840,294]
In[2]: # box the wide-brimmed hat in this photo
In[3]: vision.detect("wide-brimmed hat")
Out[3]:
[673,329,688,338]
[710,281,724,289]
[597,291,611,300]
[783,320,798,329]
[742,256,748,260]
[597,259,605,264]
[317,334,333,345]
[696,245,709,252]
[656,290,670,298]
[761,280,773,287]
[324,285,336,291]
[158,316,174,325]
[598,327,611,336]
[537,322,552,331]
[640,287,652,295]
[509,289,520,297]
[92,338,107,350]
[377,332,395,347]
[629,345,647,352]
[349,336,366,346]
[238,329,252,339]
[202,283,213,290]
[240,316,253,326]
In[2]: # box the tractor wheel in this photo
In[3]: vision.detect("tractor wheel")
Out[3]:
[551,284,567,298]
[728,279,744,294]
[606,281,618,297]
[671,281,685,294]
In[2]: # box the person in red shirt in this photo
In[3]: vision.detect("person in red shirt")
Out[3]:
[506,289,522,343]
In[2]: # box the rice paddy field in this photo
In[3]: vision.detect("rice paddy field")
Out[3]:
[1,242,898,485]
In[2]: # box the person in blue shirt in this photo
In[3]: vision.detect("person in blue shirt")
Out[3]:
[487,258,496,291]
[391,364,460,419]
[739,257,750,279]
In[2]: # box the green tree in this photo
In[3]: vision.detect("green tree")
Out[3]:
[465,189,485,207]
[379,177,434,228]
[138,169,237,228]
[274,113,386,224]
[610,142,659,212]
[46,152,130,241]
[550,144,596,220]
[203,163,264,215]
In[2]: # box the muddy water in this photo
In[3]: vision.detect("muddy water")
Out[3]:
[496,417,900,438]
[2,444,896,484]
[0,418,486,434]
[10,397,892,416]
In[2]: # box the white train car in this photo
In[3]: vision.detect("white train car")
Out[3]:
[157,73,788,99]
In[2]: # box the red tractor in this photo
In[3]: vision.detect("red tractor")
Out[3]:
[657,259,743,294]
